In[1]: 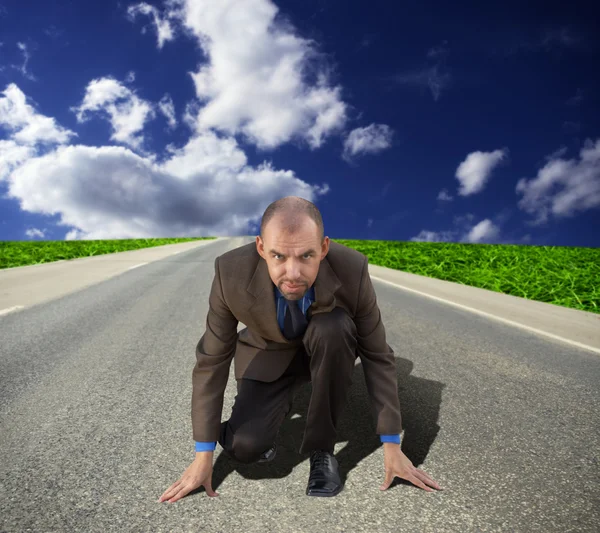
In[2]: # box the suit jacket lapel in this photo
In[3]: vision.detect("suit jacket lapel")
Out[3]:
[246,254,342,343]
[307,257,342,320]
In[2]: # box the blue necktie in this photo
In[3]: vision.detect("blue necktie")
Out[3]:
[283,298,308,340]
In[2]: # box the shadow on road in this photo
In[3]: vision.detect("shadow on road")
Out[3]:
[190,356,445,495]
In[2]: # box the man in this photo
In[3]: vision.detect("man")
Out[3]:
[159,196,442,503]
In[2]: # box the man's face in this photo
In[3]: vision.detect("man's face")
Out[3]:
[256,215,329,300]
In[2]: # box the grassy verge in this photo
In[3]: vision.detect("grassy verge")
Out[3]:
[333,239,600,315]
[0,237,216,269]
[0,236,597,315]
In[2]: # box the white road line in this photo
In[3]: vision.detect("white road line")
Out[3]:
[370,274,600,356]
[127,262,148,270]
[0,242,220,317]
[0,306,25,316]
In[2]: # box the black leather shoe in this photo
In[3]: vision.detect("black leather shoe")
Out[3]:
[306,450,343,497]
[257,442,277,463]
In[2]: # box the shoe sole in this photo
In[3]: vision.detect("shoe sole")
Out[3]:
[306,483,344,497]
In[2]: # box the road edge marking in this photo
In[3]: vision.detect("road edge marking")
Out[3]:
[370,274,600,356]
[0,305,25,316]
[127,262,148,271]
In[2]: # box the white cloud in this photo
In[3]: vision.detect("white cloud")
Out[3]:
[455,149,508,196]
[3,136,328,240]
[11,42,36,81]
[411,209,515,244]
[25,227,46,239]
[393,65,451,102]
[127,2,176,48]
[161,130,247,178]
[1,84,330,240]
[437,189,452,201]
[0,84,76,145]
[502,26,583,56]
[410,229,456,243]
[158,94,177,129]
[0,140,35,181]
[342,123,393,161]
[71,76,156,150]
[44,25,64,40]
[544,146,568,162]
[541,27,581,49]
[410,218,501,244]
[394,42,451,101]
[182,99,200,130]
[516,138,600,225]
[427,41,449,60]
[159,0,348,150]
[3,0,363,240]
[464,219,500,242]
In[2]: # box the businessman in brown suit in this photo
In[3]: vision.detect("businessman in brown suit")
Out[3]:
[159,196,442,503]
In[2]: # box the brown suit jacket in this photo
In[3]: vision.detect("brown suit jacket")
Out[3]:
[191,240,403,442]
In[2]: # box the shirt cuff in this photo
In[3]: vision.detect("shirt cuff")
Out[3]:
[380,434,401,444]
[195,441,217,452]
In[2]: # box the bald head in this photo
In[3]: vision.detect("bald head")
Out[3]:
[260,196,324,243]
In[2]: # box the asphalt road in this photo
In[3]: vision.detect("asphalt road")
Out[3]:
[0,236,598,532]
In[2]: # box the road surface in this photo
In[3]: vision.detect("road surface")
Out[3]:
[1,236,598,532]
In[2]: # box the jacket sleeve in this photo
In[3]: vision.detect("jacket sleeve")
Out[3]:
[354,256,403,436]
[191,255,239,442]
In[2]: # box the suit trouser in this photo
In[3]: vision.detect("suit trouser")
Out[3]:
[218,307,358,463]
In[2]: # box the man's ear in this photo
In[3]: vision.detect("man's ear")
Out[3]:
[256,236,264,258]
[320,236,330,260]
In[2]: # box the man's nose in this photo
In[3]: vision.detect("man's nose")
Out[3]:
[286,265,301,280]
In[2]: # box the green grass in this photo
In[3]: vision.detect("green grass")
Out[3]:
[333,239,600,315]
[0,237,216,269]
[0,236,598,315]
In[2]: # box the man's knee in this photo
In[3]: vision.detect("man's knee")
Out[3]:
[228,428,270,464]
[304,307,357,355]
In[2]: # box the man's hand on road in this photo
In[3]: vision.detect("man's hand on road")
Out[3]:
[158,454,219,503]
[379,443,443,492]
[158,445,443,501]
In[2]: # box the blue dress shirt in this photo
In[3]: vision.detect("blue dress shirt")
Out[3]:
[195,283,401,452]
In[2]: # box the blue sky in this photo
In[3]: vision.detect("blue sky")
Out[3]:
[0,0,598,247]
